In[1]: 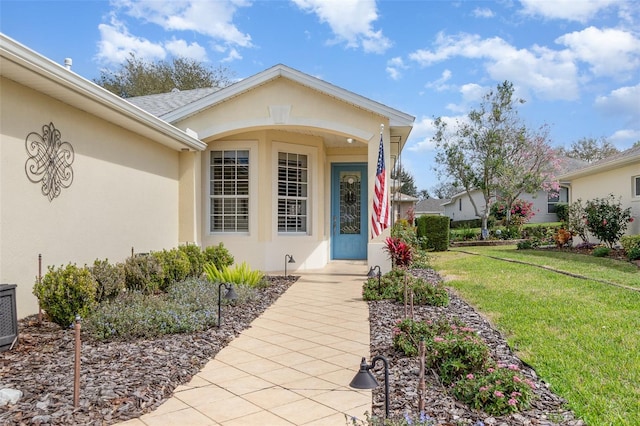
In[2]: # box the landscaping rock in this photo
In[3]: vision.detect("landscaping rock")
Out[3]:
[0,388,23,406]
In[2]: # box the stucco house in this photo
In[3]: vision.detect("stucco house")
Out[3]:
[390,192,419,223]
[558,144,640,240]
[442,156,587,225]
[0,34,414,318]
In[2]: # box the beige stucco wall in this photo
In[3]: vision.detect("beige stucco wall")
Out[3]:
[569,164,640,238]
[1,78,182,318]
[175,78,392,273]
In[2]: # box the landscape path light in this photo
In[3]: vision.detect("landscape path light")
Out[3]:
[350,355,390,418]
[284,254,295,277]
[367,265,382,294]
[217,283,238,328]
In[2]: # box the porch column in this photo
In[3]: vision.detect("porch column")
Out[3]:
[178,150,201,245]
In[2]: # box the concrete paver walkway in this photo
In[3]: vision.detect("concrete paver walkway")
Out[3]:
[119,261,372,425]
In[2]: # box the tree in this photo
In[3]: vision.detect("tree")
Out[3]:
[95,54,235,98]
[560,137,619,163]
[417,189,431,200]
[391,166,418,197]
[430,181,463,199]
[433,81,559,235]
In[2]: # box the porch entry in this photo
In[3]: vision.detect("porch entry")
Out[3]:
[331,163,368,259]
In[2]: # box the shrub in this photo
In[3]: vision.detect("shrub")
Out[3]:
[584,194,633,248]
[553,228,574,248]
[491,199,535,227]
[384,237,413,267]
[362,270,400,301]
[90,259,125,303]
[178,244,206,278]
[33,264,97,328]
[123,254,164,295]
[566,199,590,243]
[203,243,234,269]
[410,249,432,269]
[620,235,640,255]
[452,364,536,416]
[517,240,533,250]
[392,219,418,248]
[592,246,611,257]
[152,248,191,291]
[417,215,450,251]
[203,261,265,287]
[397,277,449,307]
[393,318,490,384]
[555,202,569,223]
[168,277,258,308]
[627,247,640,261]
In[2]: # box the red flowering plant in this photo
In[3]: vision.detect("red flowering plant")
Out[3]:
[384,236,413,268]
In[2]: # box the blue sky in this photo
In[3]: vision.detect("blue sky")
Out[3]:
[2,0,639,193]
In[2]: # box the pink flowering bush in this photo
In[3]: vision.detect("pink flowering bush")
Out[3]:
[452,364,536,416]
[491,198,535,227]
[392,318,490,384]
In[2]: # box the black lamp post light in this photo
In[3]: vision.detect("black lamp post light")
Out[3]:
[367,265,382,294]
[284,254,295,277]
[217,282,238,328]
[350,355,390,418]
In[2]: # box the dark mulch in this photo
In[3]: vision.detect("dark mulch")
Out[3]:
[0,276,296,425]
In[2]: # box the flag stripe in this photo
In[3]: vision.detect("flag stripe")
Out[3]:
[371,132,389,238]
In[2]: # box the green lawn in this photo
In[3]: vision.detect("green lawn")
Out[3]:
[431,246,640,425]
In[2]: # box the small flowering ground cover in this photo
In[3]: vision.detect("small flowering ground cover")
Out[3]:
[432,247,640,426]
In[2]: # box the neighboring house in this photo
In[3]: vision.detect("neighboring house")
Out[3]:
[414,198,449,216]
[390,192,419,223]
[558,144,640,240]
[0,34,414,318]
[442,156,586,225]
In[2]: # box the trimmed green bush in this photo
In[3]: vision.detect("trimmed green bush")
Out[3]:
[555,202,569,223]
[33,264,97,328]
[403,277,449,307]
[417,215,450,251]
[203,243,234,269]
[124,254,164,294]
[620,234,640,255]
[178,244,207,278]
[152,248,191,291]
[90,259,125,303]
[592,246,611,257]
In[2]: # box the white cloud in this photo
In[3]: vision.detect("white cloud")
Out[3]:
[426,69,453,91]
[556,26,640,78]
[96,17,166,65]
[165,38,208,62]
[386,57,407,80]
[112,0,253,47]
[472,7,494,18]
[221,48,242,63]
[519,0,620,23]
[608,129,640,146]
[594,84,640,124]
[406,114,468,152]
[290,0,391,53]
[409,32,580,100]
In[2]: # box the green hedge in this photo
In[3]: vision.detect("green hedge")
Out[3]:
[417,215,450,251]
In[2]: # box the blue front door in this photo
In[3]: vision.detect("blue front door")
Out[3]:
[331,163,368,259]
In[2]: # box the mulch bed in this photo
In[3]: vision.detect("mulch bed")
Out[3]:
[1,269,589,425]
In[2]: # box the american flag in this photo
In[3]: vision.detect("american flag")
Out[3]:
[371,132,389,238]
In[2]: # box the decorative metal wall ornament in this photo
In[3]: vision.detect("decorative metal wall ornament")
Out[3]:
[25,122,75,201]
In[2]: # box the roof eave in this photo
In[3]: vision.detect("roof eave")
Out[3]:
[0,34,206,152]
[559,153,640,180]
[162,64,415,131]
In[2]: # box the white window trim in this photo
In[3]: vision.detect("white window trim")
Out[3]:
[272,141,317,238]
[633,175,640,198]
[207,141,258,236]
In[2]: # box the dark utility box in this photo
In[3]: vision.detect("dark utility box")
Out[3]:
[0,284,18,352]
